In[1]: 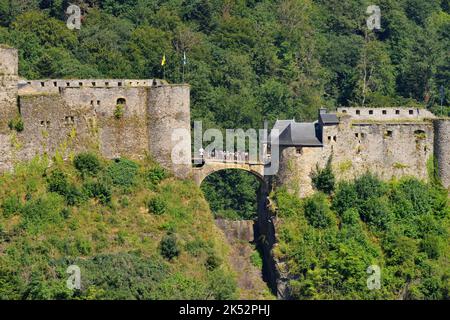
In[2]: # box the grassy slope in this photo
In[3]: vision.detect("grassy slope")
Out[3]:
[0,156,237,300]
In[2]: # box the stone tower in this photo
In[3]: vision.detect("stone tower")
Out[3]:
[433,119,450,190]
[147,84,192,178]
[0,45,19,132]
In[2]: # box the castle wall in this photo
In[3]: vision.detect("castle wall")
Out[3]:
[337,107,435,121]
[20,79,165,95]
[16,94,97,162]
[148,85,191,178]
[0,46,18,132]
[61,87,149,159]
[276,116,435,198]
[433,119,450,189]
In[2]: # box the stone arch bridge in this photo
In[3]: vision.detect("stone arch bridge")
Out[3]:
[192,159,266,186]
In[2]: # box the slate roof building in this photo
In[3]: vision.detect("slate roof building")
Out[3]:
[268,109,339,148]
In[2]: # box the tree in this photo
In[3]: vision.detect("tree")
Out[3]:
[311,156,335,195]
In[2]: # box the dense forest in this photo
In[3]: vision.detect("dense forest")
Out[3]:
[0,0,449,130]
[273,168,449,299]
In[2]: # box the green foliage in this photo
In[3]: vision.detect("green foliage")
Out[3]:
[74,153,102,177]
[250,250,263,269]
[105,158,139,189]
[114,104,124,119]
[47,169,84,205]
[71,253,169,300]
[311,156,335,195]
[0,156,237,300]
[273,173,449,300]
[146,166,169,189]
[47,169,69,195]
[303,193,334,229]
[332,182,358,216]
[8,115,24,132]
[201,170,260,220]
[82,181,112,205]
[160,233,180,260]
[20,193,64,233]
[205,250,222,271]
[354,173,386,201]
[148,197,167,215]
[1,195,22,217]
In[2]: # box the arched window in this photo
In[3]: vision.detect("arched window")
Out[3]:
[117,98,126,106]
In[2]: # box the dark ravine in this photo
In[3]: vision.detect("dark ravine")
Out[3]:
[255,179,290,300]
[214,179,289,300]
[215,218,273,299]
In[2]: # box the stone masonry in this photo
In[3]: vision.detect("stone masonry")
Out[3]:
[0,46,191,178]
[274,108,450,197]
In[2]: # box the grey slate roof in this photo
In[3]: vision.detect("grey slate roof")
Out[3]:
[269,120,322,147]
[319,113,339,125]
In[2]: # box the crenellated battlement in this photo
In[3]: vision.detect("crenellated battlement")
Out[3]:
[337,107,436,121]
[18,79,168,95]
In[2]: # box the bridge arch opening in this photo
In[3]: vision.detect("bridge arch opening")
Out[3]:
[200,169,264,220]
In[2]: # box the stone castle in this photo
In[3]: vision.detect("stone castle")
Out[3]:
[273,107,450,197]
[0,46,192,177]
[1,45,449,195]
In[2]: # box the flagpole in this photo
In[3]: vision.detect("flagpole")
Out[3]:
[182,51,186,83]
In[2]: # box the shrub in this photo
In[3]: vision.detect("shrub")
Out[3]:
[83,181,112,205]
[148,197,167,215]
[65,184,84,206]
[8,116,24,132]
[311,156,335,194]
[105,158,139,188]
[20,194,64,232]
[47,170,83,205]
[341,208,360,225]
[205,250,222,270]
[160,233,180,260]
[185,239,209,257]
[206,269,237,300]
[359,197,393,230]
[71,253,168,299]
[303,193,334,229]
[60,208,71,219]
[74,153,101,176]
[114,104,124,119]
[146,167,169,188]
[47,170,69,195]
[332,182,358,216]
[354,173,385,201]
[250,250,263,269]
[1,195,22,217]
[420,235,443,259]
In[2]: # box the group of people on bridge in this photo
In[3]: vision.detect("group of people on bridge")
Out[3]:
[198,148,252,163]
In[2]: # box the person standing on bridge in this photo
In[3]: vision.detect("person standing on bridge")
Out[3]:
[199,147,204,163]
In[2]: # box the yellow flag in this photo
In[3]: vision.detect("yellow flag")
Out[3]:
[161,54,166,66]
